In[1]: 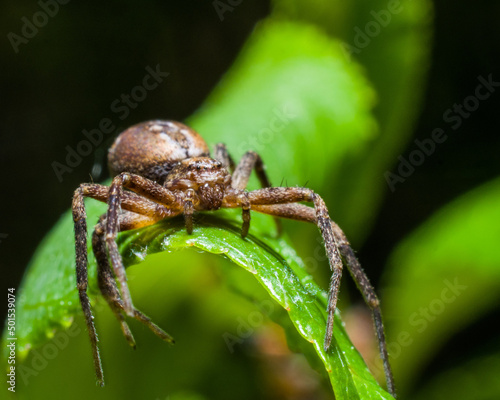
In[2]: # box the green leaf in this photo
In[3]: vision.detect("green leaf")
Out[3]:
[271,0,434,241]
[411,353,500,400]
[3,17,392,400]
[121,210,392,399]
[382,177,500,394]
[189,19,377,209]
[3,201,391,399]
[2,200,107,362]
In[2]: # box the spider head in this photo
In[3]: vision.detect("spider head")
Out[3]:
[165,157,231,210]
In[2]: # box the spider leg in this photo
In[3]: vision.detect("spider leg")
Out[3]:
[184,189,195,234]
[250,202,396,397]
[228,150,281,235]
[73,182,179,386]
[252,203,316,223]
[239,192,251,238]
[106,173,181,316]
[213,143,235,172]
[231,151,271,190]
[93,213,175,346]
[329,220,396,397]
[73,188,104,386]
[224,187,343,352]
[92,215,136,348]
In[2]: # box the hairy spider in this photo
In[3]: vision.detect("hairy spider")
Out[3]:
[72,120,395,396]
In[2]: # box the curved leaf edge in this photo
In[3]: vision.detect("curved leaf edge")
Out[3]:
[2,207,392,399]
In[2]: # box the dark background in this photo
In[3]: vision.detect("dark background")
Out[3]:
[1,0,499,391]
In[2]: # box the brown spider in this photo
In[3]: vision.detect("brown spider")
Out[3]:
[72,120,396,396]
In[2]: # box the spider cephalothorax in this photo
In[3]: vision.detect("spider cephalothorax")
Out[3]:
[72,120,396,396]
[164,157,231,210]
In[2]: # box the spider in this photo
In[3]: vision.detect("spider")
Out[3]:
[72,120,396,396]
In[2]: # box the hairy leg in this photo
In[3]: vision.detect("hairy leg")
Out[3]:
[224,187,343,351]
[93,213,175,347]
[184,189,195,234]
[229,150,281,235]
[72,182,179,386]
[72,188,104,386]
[329,220,395,396]
[106,173,181,315]
[75,183,176,219]
[250,202,396,396]
[252,203,316,223]
[231,150,272,191]
[213,143,235,172]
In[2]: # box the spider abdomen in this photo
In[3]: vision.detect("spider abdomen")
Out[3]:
[108,120,210,183]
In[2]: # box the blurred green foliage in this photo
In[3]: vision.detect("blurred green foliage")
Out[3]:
[2,18,393,400]
[4,1,500,400]
[384,177,500,396]
[272,0,434,241]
